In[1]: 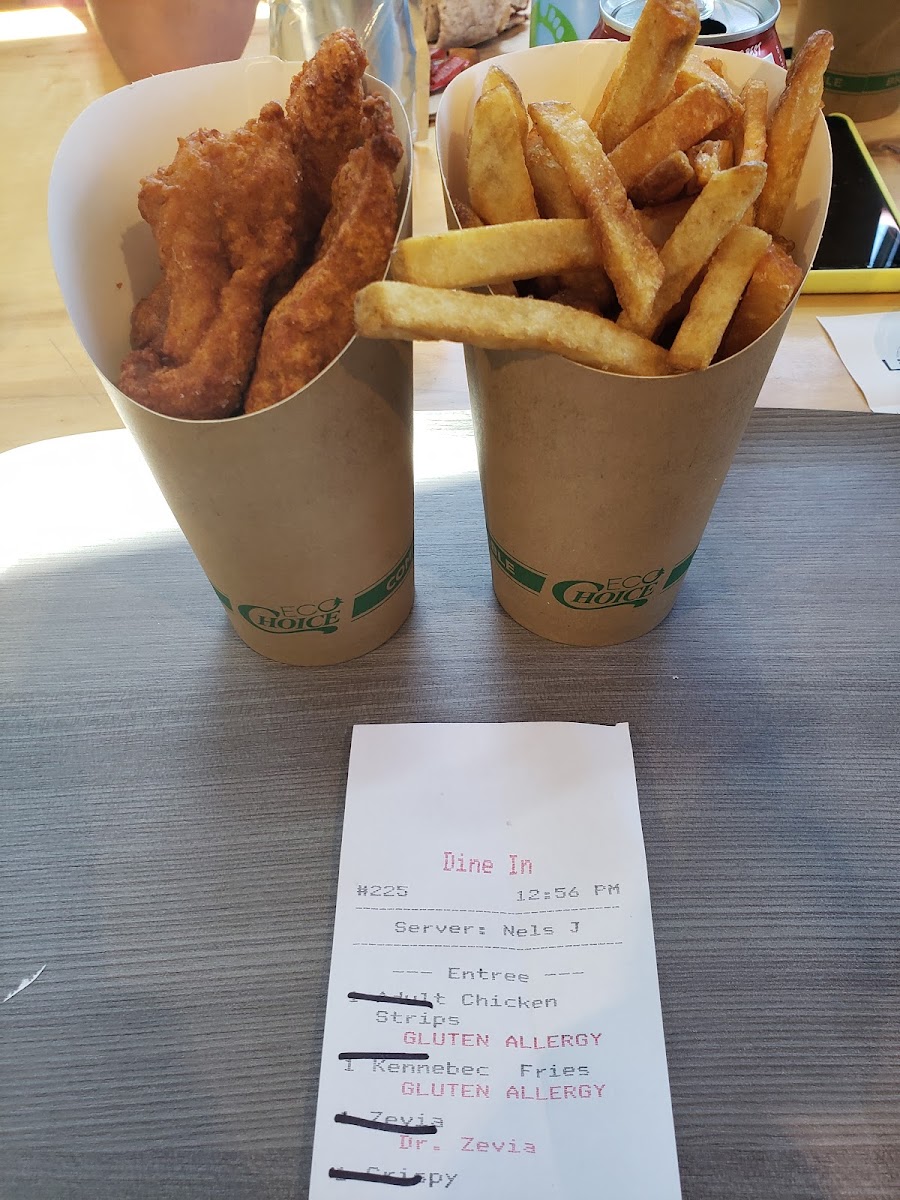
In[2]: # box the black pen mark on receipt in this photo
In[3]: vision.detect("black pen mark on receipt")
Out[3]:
[348,992,433,1008]
[335,1113,438,1135]
[329,1167,422,1186]
[339,1052,429,1061]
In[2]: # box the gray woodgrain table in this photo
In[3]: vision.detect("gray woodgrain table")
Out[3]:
[2,410,899,1200]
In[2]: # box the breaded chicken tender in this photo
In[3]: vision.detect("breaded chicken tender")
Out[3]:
[244,96,402,413]
[284,28,368,234]
[118,102,303,419]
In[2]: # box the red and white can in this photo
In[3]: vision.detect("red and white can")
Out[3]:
[592,0,786,67]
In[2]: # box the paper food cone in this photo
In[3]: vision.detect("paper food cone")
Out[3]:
[49,59,413,666]
[436,41,832,647]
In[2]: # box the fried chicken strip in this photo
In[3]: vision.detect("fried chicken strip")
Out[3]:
[129,281,169,354]
[244,97,402,413]
[284,28,368,234]
[119,102,303,419]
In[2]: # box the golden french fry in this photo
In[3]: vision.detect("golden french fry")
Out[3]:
[608,84,732,193]
[718,242,804,357]
[736,79,768,222]
[591,56,626,130]
[676,53,744,141]
[675,53,742,109]
[390,220,602,288]
[549,288,605,316]
[592,0,700,149]
[529,100,664,327]
[521,132,615,308]
[621,161,767,339]
[676,52,748,137]
[524,129,584,219]
[467,83,539,224]
[669,225,771,370]
[635,196,695,246]
[482,65,530,147]
[756,29,833,234]
[354,281,674,377]
[449,200,518,296]
[705,57,727,79]
[631,150,694,206]
[739,79,769,164]
[557,266,617,313]
[453,198,484,230]
[687,138,734,188]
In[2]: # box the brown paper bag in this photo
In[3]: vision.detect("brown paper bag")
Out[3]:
[437,41,832,646]
[50,59,413,666]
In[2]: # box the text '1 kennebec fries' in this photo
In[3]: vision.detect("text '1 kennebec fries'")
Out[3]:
[354,0,833,377]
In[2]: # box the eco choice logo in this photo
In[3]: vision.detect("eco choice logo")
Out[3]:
[552,551,697,612]
[237,597,343,635]
[213,583,340,634]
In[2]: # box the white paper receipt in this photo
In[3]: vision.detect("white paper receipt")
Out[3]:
[819,312,900,415]
[308,722,681,1198]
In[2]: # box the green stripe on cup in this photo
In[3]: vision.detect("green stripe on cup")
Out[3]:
[825,69,900,95]
[352,541,414,620]
[663,550,696,590]
[487,531,547,594]
[212,584,233,610]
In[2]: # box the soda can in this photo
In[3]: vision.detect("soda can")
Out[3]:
[592,0,786,67]
[531,0,603,46]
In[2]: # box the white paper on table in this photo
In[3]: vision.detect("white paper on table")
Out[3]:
[819,312,900,414]
[308,722,681,1198]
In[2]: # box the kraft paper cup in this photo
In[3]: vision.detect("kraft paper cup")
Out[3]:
[49,59,413,666]
[436,41,832,647]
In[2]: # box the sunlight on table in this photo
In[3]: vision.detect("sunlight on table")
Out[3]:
[0,414,478,571]
[0,6,86,41]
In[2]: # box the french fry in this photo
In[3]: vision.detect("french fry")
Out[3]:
[620,161,767,339]
[608,84,731,193]
[549,288,605,316]
[482,65,530,147]
[669,225,771,370]
[529,100,664,327]
[631,150,694,206]
[736,78,768,222]
[675,53,743,116]
[687,138,734,188]
[675,53,737,97]
[450,200,518,296]
[390,220,602,288]
[354,281,674,377]
[591,56,626,131]
[636,196,695,246]
[467,83,539,224]
[739,79,769,164]
[756,29,833,234]
[705,57,727,80]
[592,0,700,149]
[718,242,803,357]
[453,199,484,230]
[521,132,615,309]
[524,129,583,219]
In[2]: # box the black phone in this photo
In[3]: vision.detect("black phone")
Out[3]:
[806,113,900,293]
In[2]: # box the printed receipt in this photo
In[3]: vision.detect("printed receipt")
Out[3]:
[308,723,681,1197]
